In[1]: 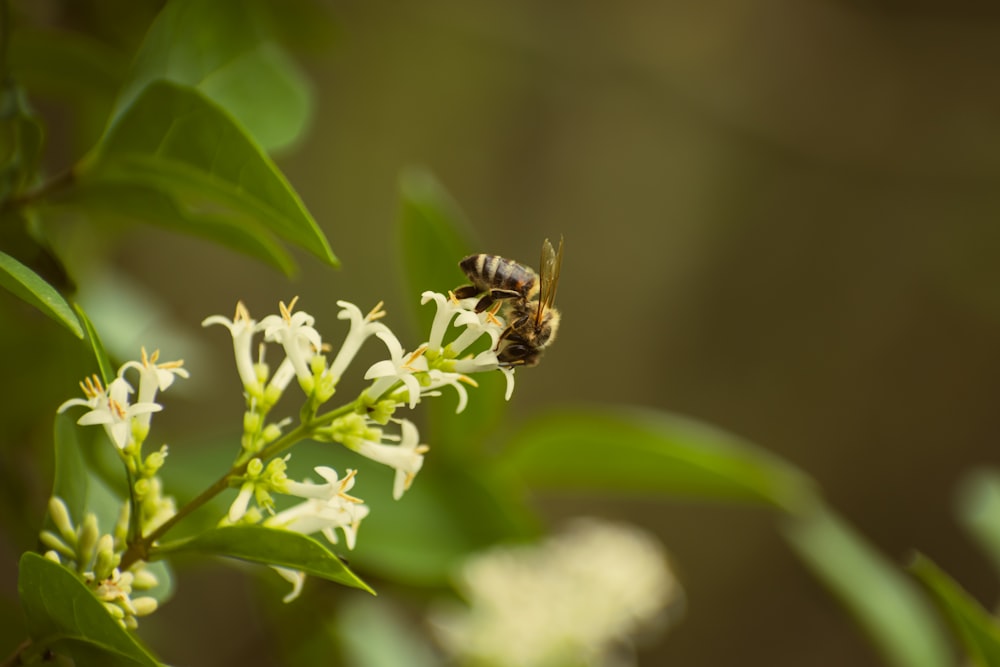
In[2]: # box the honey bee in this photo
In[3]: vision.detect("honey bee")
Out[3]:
[454,237,563,367]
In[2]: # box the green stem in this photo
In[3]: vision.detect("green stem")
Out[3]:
[118,399,362,570]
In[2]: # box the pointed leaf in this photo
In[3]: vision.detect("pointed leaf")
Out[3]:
[501,406,814,510]
[155,525,374,594]
[0,250,83,338]
[909,553,1000,667]
[79,81,336,270]
[74,303,115,386]
[18,553,162,666]
[784,507,951,667]
[114,0,312,151]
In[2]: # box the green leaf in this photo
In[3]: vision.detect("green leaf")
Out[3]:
[910,553,1000,667]
[9,28,126,102]
[78,80,336,271]
[500,406,814,510]
[397,167,476,333]
[74,303,115,385]
[0,250,83,338]
[156,525,374,594]
[0,81,44,201]
[784,507,951,667]
[957,469,1000,575]
[114,0,312,152]
[352,461,534,584]
[18,553,162,666]
[59,181,295,275]
[52,413,90,527]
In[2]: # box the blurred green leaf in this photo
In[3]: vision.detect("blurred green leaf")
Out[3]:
[18,553,162,667]
[0,250,83,339]
[52,413,90,527]
[156,525,374,594]
[353,461,533,584]
[784,507,951,667]
[0,81,44,201]
[336,597,441,667]
[60,181,295,275]
[114,0,312,152]
[77,81,335,271]
[910,553,1000,667]
[397,167,476,332]
[9,28,126,102]
[957,470,1000,575]
[74,303,115,385]
[500,406,814,510]
[396,168,508,455]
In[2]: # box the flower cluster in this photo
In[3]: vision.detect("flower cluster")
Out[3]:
[51,291,519,609]
[41,498,160,629]
[430,519,682,667]
[201,294,516,599]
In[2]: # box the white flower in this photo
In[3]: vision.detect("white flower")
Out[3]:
[328,301,391,380]
[423,370,475,413]
[448,308,506,356]
[202,301,259,393]
[60,376,162,450]
[271,566,306,603]
[364,331,428,408]
[430,519,681,667]
[421,291,463,352]
[266,467,369,550]
[346,419,428,500]
[259,297,323,390]
[118,347,188,428]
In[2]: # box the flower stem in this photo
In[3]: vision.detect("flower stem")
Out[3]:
[118,400,362,570]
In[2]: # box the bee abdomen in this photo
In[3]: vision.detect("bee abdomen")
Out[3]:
[461,254,536,294]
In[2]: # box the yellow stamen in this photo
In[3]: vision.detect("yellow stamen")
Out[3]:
[366,301,386,321]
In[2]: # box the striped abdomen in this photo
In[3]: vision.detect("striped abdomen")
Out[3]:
[460,254,538,299]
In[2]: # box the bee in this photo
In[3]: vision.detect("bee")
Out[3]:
[454,237,563,367]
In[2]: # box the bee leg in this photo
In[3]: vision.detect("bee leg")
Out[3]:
[453,285,480,300]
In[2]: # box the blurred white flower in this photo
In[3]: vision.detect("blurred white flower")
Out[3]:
[431,518,682,667]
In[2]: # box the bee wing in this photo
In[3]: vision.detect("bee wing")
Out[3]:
[535,236,563,326]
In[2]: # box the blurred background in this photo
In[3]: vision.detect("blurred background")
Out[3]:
[6,1,1000,665]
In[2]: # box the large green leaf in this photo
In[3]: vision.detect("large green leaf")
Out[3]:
[0,250,83,338]
[113,0,312,152]
[784,507,951,667]
[909,553,1000,667]
[500,406,814,510]
[62,180,295,275]
[77,81,335,271]
[18,553,162,667]
[958,469,1000,575]
[155,525,374,594]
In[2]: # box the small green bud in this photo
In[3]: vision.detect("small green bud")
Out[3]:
[44,550,61,563]
[93,535,120,581]
[103,602,126,619]
[48,497,76,545]
[132,596,159,617]
[77,513,99,569]
[131,568,160,591]
[246,457,264,477]
[39,530,75,559]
